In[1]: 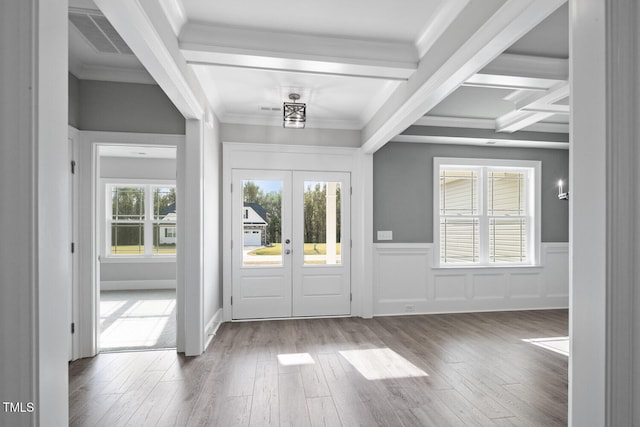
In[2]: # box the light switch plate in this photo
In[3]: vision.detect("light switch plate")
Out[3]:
[377,230,393,241]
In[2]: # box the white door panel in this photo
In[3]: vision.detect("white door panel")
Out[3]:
[292,171,351,317]
[232,170,291,319]
[232,169,350,319]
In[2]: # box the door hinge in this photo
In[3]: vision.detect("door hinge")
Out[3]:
[350,240,352,249]
[71,160,76,174]
[350,293,353,302]
[71,323,75,334]
[350,186,353,195]
[231,183,233,192]
[231,296,233,305]
[231,240,233,249]
[71,242,75,253]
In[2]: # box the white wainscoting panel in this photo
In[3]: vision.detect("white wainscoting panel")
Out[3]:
[373,243,568,316]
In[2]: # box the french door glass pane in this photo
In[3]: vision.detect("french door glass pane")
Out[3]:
[490,218,527,263]
[242,179,282,266]
[303,181,341,265]
[440,218,479,263]
[111,223,144,255]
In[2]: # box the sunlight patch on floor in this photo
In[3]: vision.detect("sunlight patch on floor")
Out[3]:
[277,353,315,366]
[100,291,176,351]
[339,348,428,380]
[522,336,569,356]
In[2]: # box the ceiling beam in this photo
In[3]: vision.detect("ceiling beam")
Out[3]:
[180,23,417,80]
[480,52,568,80]
[463,71,561,91]
[496,81,569,132]
[494,110,555,133]
[360,0,567,153]
[94,0,205,119]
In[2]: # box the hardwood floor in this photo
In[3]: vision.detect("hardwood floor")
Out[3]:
[69,310,568,426]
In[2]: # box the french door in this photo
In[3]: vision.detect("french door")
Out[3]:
[231,169,351,319]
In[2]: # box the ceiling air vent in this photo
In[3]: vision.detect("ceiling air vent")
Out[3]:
[69,10,133,55]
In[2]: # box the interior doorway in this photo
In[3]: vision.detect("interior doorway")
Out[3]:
[231,169,351,319]
[96,144,178,351]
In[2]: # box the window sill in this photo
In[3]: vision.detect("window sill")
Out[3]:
[432,264,543,271]
[100,256,176,264]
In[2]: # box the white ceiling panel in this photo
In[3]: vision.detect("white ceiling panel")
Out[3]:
[181,0,444,43]
[429,86,516,119]
[191,64,400,129]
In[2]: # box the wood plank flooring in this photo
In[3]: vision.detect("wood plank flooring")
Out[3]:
[69,310,568,426]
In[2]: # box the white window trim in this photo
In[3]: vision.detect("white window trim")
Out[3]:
[433,157,541,268]
[103,178,176,260]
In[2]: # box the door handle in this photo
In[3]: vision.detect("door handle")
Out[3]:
[285,249,291,255]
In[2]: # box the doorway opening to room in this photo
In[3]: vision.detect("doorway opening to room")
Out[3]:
[97,144,178,352]
[231,169,351,319]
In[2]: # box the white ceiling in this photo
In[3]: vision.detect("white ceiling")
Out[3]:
[70,0,570,148]
[182,0,444,44]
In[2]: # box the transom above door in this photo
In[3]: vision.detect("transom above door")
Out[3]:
[232,169,351,319]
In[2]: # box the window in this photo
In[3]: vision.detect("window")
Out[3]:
[106,182,176,257]
[434,158,540,267]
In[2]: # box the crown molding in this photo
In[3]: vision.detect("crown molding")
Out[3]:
[390,134,568,149]
[221,113,362,131]
[416,115,569,133]
[72,64,156,84]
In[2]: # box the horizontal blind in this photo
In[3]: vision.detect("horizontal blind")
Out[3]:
[440,170,479,263]
[487,171,527,263]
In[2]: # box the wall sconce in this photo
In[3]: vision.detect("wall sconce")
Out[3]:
[283,93,305,129]
[558,180,569,200]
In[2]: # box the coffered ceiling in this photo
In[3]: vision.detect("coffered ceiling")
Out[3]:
[69,0,569,150]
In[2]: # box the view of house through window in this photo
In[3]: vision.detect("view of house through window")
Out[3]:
[108,183,176,256]
[242,179,283,266]
[436,159,538,266]
[240,179,343,266]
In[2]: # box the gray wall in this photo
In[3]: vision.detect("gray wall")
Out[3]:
[72,78,185,134]
[69,73,80,128]
[221,123,361,147]
[373,142,569,243]
[100,156,177,180]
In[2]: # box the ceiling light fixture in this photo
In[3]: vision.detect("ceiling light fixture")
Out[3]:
[283,93,305,129]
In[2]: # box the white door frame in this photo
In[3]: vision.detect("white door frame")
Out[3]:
[68,126,80,361]
[222,142,373,322]
[76,131,184,358]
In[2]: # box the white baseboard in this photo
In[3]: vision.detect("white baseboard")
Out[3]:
[204,308,224,350]
[373,242,569,316]
[100,279,177,291]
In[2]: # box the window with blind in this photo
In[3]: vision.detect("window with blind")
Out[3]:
[434,158,540,267]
